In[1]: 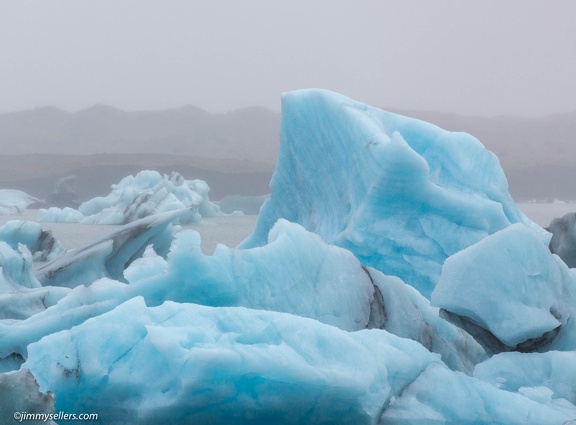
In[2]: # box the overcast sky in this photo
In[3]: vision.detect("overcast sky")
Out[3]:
[1,1,575,116]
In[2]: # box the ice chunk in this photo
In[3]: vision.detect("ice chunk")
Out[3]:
[128,220,485,371]
[0,189,39,215]
[37,207,84,223]
[34,209,183,288]
[38,170,222,225]
[474,351,576,406]
[367,269,487,373]
[381,362,576,424]
[0,241,69,321]
[129,219,376,332]
[432,223,574,347]
[22,297,440,424]
[0,242,43,293]
[0,220,64,261]
[0,219,481,376]
[241,89,540,298]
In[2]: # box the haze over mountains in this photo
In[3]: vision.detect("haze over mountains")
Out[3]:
[0,104,575,201]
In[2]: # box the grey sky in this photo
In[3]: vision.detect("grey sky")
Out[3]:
[1,1,575,116]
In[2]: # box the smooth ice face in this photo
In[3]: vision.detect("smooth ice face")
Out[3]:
[22,297,441,425]
[241,89,539,298]
[432,223,574,348]
[38,170,222,225]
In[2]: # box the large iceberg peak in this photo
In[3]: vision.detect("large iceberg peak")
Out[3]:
[242,89,538,298]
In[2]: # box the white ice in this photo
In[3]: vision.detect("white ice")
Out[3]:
[38,170,222,225]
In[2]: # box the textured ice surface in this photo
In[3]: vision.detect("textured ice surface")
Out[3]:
[1,220,482,376]
[0,242,69,321]
[23,297,440,425]
[381,362,576,424]
[432,223,574,347]
[34,209,182,288]
[127,220,485,372]
[474,351,576,406]
[0,220,64,261]
[0,189,39,215]
[241,89,540,298]
[368,269,486,373]
[2,89,576,423]
[38,170,222,225]
[128,219,376,331]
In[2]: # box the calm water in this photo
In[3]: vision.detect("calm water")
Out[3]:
[0,210,258,254]
[0,203,574,254]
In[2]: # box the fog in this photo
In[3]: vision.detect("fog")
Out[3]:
[1,1,576,202]
[1,1,575,117]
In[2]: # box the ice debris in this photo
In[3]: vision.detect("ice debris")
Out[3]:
[38,170,222,225]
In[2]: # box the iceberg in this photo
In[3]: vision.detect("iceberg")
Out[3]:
[34,208,183,288]
[0,220,64,262]
[240,89,540,298]
[432,223,574,349]
[22,297,441,425]
[2,89,576,423]
[37,206,84,223]
[474,351,576,406]
[38,170,222,225]
[0,189,39,215]
[0,242,68,321]
[0,219,483,375]
[381,362,576,424]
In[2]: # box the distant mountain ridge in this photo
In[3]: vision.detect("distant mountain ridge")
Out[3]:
[1,104,575,200]
[0,104,281,164]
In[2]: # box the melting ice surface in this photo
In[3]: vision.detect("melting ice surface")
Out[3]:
[2,89,576,424]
